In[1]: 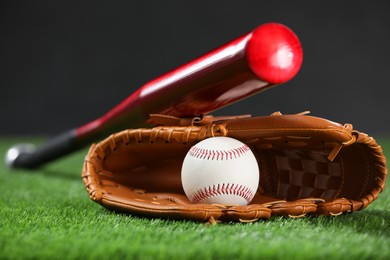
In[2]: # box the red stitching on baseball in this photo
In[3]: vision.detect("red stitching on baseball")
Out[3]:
[188,144,250,161]
[190,183,254,204]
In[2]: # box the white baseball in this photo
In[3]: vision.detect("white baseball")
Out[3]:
[181,136,259,206]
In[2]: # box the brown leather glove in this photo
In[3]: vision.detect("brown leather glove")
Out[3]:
[82,113,387,223]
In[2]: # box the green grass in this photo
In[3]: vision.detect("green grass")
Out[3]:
[1,137,389,259]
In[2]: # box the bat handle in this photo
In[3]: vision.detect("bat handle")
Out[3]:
[5,130,83,169]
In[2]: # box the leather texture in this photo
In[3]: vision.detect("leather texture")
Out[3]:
[82,113,387,222]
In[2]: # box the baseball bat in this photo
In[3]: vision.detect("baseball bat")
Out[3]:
[5,23,303,169]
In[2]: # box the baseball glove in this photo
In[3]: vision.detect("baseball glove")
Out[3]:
[82,112,387,223]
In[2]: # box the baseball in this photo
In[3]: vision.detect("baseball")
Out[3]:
[181,137,259,205]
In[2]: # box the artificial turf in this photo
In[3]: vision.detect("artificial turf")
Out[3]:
[0,137,389,259]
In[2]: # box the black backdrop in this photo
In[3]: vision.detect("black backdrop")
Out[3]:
[1,1,390,135]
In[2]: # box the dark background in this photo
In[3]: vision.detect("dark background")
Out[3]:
[1,1,390,136]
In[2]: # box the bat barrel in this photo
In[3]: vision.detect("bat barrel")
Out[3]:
[76,23,303,143]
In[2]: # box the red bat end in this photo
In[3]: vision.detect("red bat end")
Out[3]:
[246,23,303,84]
